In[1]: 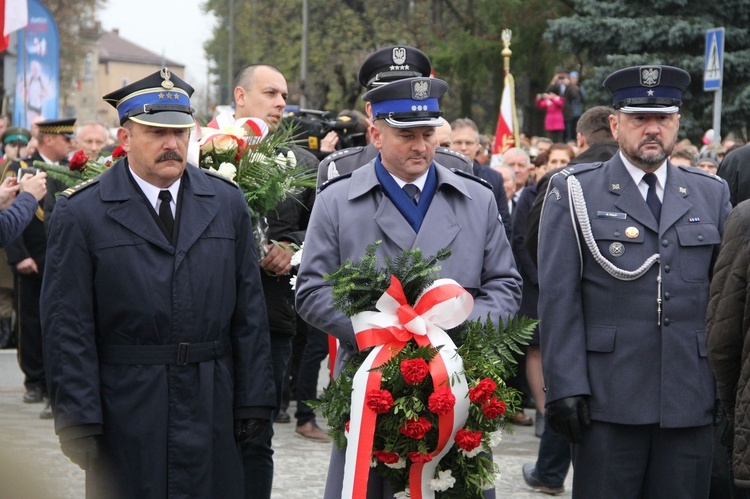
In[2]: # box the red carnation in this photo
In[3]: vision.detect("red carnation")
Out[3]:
[373,450,400,464]
[400,416,432,439]
[366,389,394,414]
[469,378,498,403]
[400,357,430,385]
[111,145,126,158]
[408,451,433,463]
[454,428,483,452]
[482,397,507,419]
[69,150,89,172]
[428,387,456,415]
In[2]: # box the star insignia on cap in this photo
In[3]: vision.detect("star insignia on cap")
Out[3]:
[166,93,173,100]
[647,89,655,96]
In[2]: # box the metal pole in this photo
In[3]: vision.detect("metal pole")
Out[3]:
[712,88,722,144]
[300,0,308,108]
[227,0,235,104]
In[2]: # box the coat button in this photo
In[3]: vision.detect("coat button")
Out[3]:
[698,235,704,241]
[664,265,671,273]
[661,239,669,247]
[664,318,671,326]
[664,292,670,300]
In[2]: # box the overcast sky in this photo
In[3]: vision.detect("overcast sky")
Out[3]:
[97,0,216,89]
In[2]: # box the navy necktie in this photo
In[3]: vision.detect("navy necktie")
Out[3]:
[643,173,661,222]
[158,190,174,236]
[402,184,419,205]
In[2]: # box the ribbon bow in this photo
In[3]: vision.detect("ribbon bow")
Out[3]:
[343,276,473,499]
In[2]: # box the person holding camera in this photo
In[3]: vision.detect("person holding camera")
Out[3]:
[2,117,75,419]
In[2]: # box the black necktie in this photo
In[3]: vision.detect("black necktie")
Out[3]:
[158,190,174,236]
[643,173,661,222]
[402,184,420,206]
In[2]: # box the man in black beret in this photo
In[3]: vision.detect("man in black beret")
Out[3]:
[538,65,730,497]
[40,68,275,498]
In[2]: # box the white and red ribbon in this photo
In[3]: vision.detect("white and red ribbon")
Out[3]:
[343,276,473,499]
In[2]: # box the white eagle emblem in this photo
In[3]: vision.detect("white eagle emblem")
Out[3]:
[640,67,660,87]
[392,47,407,65]
[412,80,430,100]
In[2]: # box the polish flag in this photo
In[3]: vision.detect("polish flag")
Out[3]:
[0,0,28,53]
[492,72,519,155]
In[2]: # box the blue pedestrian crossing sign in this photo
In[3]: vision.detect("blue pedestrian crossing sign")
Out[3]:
[704,28,725,91]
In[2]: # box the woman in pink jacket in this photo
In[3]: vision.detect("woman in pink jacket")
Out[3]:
[535,85,565,143]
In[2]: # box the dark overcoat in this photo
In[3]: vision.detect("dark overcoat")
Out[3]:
[41,159,276,498]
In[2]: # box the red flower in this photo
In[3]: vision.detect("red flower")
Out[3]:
[400,416,432,439]
[366,389,394,414]
[373,450,400,464]
[427,387,456,415]
[454,428,483,452]
[69,150,89,172]
[408,451,433,463]
[400,357,429,384]
[345,420,350,433]
[469,378,498,403]
[111,145,126,158]
[482,397,506,419]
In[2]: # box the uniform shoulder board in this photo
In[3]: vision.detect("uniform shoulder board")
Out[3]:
[559,162,603,178]
[320,147,366,168]
[677,164,722,181]
[436,146,470,162]
[318,172,352,193]
[203,168,240,188]
[61,177,99,198]
[451,169,492,189]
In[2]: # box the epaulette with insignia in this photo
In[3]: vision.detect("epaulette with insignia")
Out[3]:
[436,146,469,161]
[202,168,239,188]
[559,162,603,178]
[320,147,366,167]
[677,164,723,181]
[451,169,492,189]
[61,177,99,198]
[318,172,353,193]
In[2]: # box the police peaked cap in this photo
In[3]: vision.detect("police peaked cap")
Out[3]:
[363,77,447,128]
[603,65,690,114]
[103,68,196,128]
[358,46,432,89]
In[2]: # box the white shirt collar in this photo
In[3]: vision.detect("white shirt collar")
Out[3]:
[619,151,666,202]
[389,170,429,193]
[128,166,181,214]
[39,151,57,165]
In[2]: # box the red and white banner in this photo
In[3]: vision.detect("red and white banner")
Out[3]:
[492,72,519,155]
[0,0,28,53]
[344,276,473,499]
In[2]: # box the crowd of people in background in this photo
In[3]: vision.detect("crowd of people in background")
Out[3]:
[2,55,750,499]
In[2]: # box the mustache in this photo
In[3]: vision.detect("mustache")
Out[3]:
[639,135,664,148]
[156,151,184,163]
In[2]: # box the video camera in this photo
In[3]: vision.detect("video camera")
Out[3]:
[283,107,367,160]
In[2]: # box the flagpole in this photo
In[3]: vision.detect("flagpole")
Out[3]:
[501,29,520,150]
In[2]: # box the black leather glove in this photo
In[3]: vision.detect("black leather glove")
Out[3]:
[545,396,591,444]
[234,418,270,443]
[60,435,99,470]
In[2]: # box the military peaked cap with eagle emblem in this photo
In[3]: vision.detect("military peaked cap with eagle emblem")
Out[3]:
[102,68,196,128]
[357,46,432,89]
[603,65,690,114]
[362,77,447,129]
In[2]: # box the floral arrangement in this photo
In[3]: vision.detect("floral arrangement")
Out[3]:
[34,146,126,188]
[192,114,316,219]
[314,242,535,498]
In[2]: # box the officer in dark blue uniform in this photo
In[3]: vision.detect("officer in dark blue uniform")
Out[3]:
[538,65,731,498]
[41,68,275,498]
[316,46,473,187]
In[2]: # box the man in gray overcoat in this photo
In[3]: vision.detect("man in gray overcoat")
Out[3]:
[296,76,521,498]
[538,65,731,497]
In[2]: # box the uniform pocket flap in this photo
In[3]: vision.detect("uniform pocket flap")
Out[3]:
[585,325,616,352]
[675,223,721,247]
[590,218,644,243]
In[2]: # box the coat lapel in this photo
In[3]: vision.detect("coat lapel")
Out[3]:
[173,167,219,268]
[608,157,660,233]
[413,193,461,254]
[660,163,692,236]
[100,160,174,253]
